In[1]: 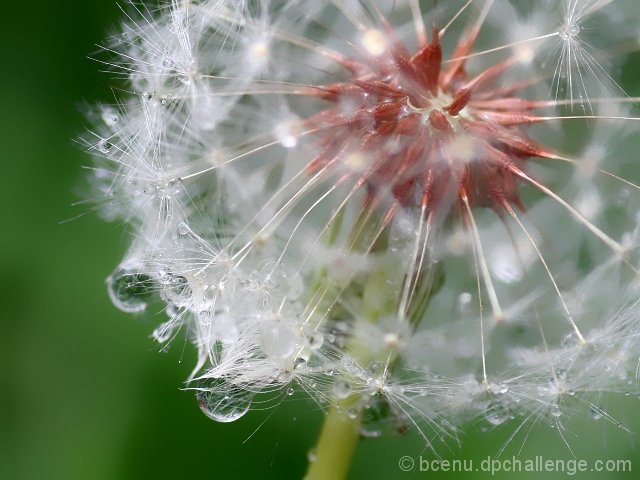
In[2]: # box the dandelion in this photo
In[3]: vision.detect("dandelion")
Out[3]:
[83,1,640,478]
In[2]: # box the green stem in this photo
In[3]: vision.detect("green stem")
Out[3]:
[304,405,361,480]
[304,266,392,479]
[304,207,415,479]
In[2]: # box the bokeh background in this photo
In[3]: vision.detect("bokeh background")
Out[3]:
[2,1,640,479]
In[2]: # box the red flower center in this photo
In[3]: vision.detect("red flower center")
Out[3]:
[302,26,546,219]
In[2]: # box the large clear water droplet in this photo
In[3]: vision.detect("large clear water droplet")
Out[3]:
[161,275,191,305]
[107,268,153,313]
[332,380,352,399]
[196,378,252,423]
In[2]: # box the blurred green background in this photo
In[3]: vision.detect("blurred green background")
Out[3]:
[2,1,640,479]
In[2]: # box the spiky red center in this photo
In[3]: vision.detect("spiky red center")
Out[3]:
[304,27,546,218]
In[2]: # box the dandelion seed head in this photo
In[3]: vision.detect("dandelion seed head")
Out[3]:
[83,0,640,451]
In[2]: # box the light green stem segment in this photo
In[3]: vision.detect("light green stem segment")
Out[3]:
[304,405,361,480]
[305,262,393,479]
[305,207,416,479]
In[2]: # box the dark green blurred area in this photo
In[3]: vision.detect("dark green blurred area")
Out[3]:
[2,1,640,479]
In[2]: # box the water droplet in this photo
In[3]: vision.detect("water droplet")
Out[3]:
[165,303,180,318]
[196,378,252,423]
[307,332,324,350]
[293,358,307,370]
[485,401,510,426]
[153,320,174,342]
[203,284,216,301]
[307,448,317,462]
[487,383,509,395]
[157,267,172,285]
[458,292,472,312]
[162,57,175,70]
[106,267,153,313]
[114,31,129,45]
[162,275,190,303]
[274,372,291,384]
[347,407,358,419]
[590,406,603,420]
[178,71,193,86]
[559,22,581,41]
[142,91,154,101]
[561,331,579,348]
[155,178,183,199]
[367,361,385,378]
[287,387,295,396]
[98,139,113,154]
[101,110,119,127]
[199,310,211,325]
[551,404,562,417]
[176,222,190,236]
[332,380,352,399]
[174,275,190,294]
